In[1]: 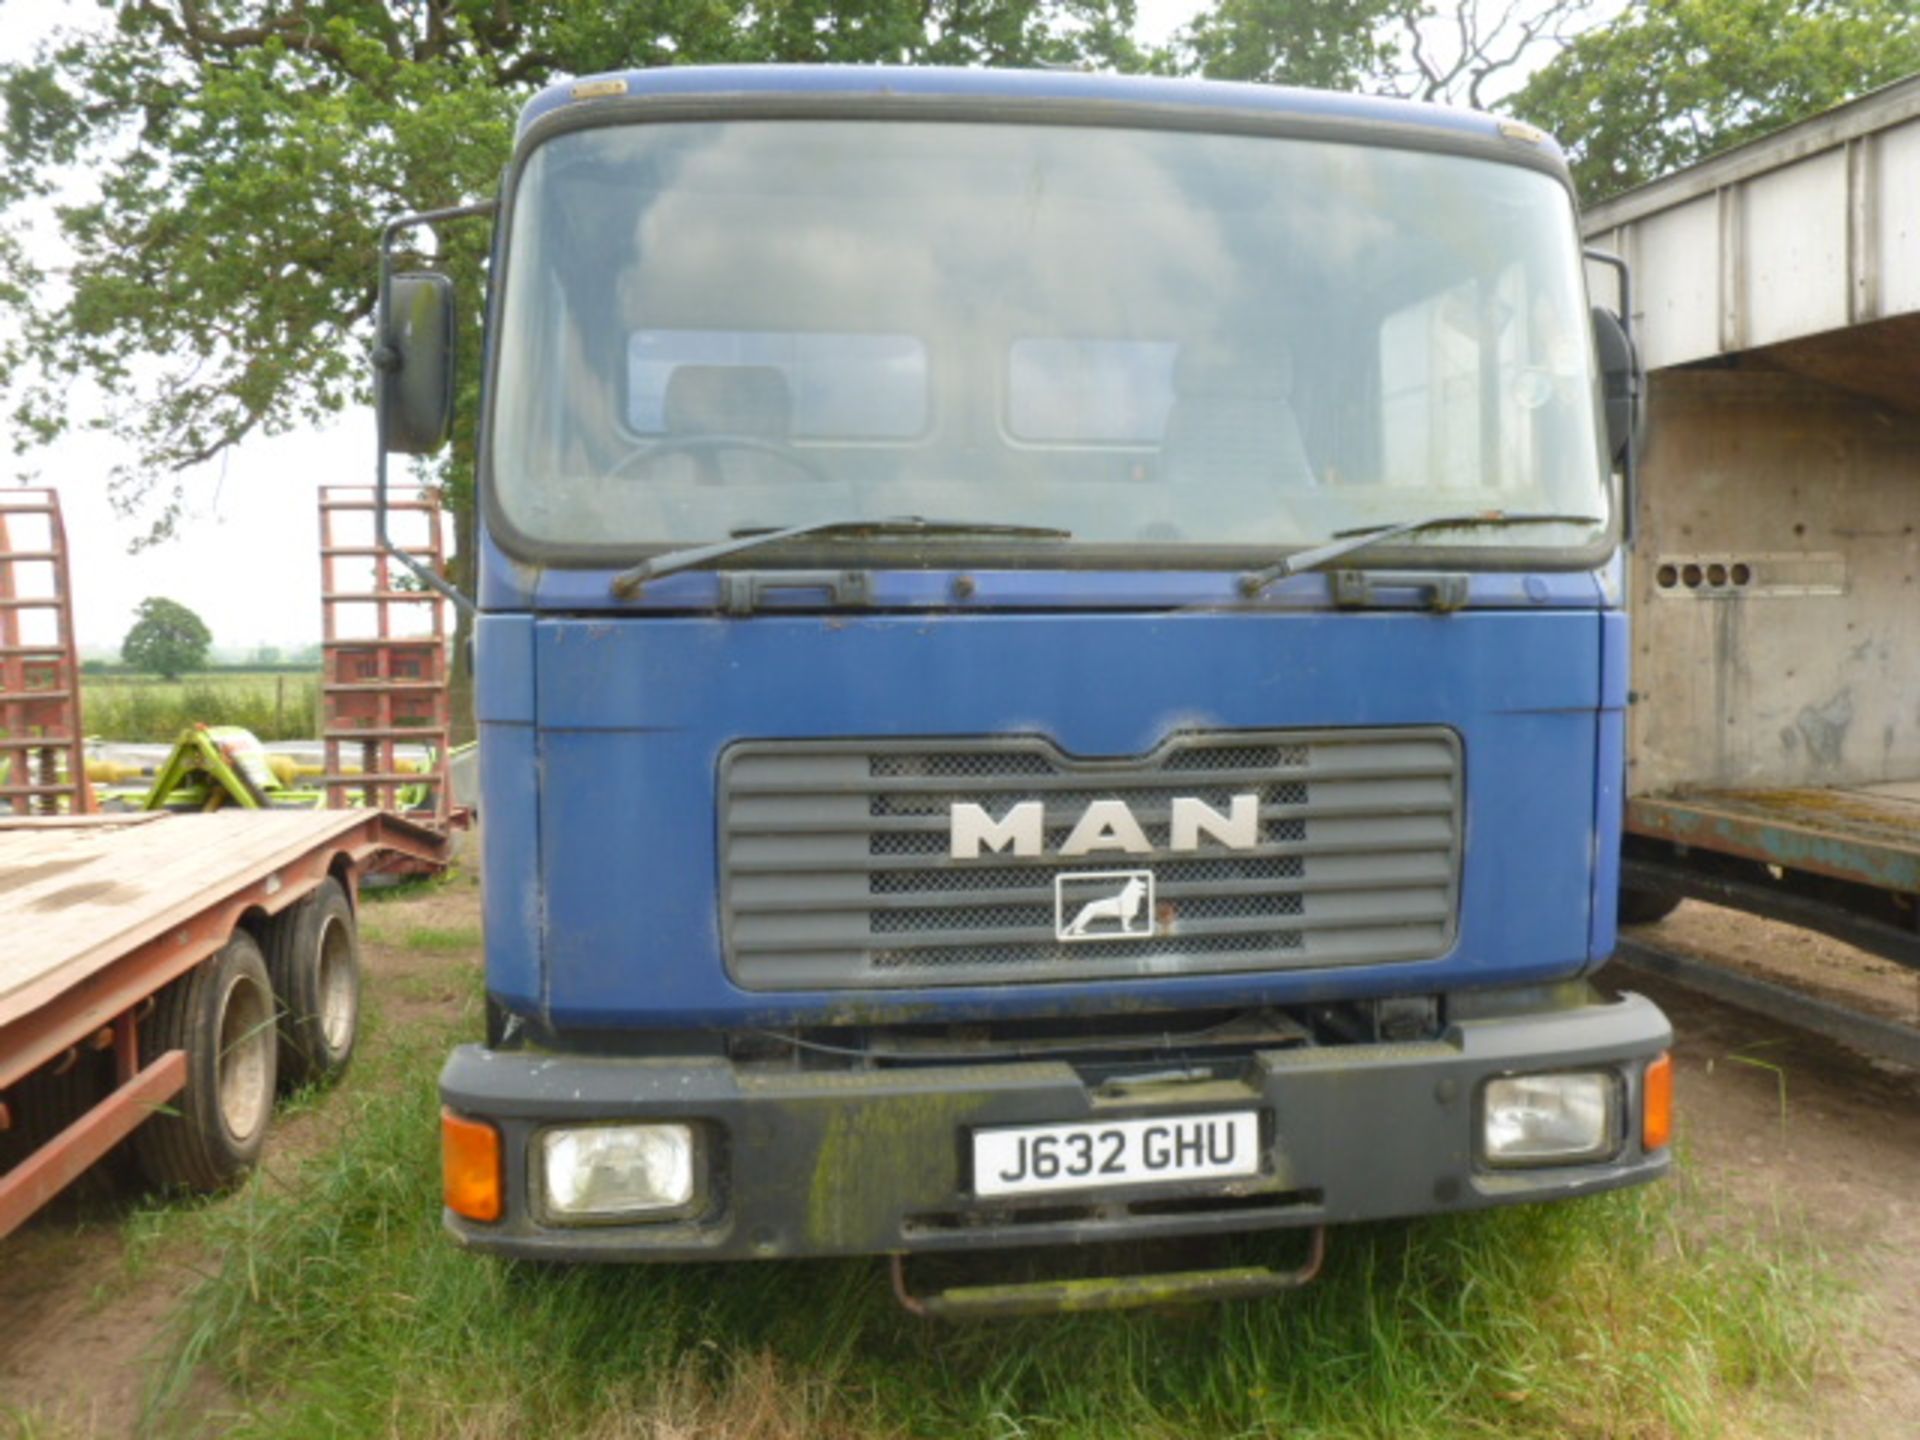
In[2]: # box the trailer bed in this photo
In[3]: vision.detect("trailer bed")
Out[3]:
[0,809,445,1236]
[1627,783,1920,895]
[2,810,436,1061]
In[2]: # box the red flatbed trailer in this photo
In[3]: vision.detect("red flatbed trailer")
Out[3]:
[0,808,446,1238]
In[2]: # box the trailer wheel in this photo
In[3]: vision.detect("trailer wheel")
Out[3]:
[1618,885,1683,926]
[134,932,278,1192]
[265,877,360,1090]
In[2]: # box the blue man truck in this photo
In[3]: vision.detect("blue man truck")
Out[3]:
[380,66,1672,1314]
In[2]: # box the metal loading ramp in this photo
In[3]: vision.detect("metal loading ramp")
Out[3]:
[317,485,454,826]
[1583,78,1920,1012]
[0,491,89,816]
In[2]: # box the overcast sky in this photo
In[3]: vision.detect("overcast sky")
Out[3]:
[3,0,1503,656]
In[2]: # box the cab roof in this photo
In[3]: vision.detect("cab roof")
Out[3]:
[517,64,1561,166]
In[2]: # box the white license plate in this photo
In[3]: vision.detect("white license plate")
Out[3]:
[972,1111,1261,1199]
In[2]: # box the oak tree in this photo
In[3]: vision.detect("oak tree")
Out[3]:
[1507,0,1920,200]
[1183,0,1600,108]
[121,595,213,679]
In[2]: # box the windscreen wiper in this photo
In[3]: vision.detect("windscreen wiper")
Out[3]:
[1237,510,1603,597]
[610,516,1072,597]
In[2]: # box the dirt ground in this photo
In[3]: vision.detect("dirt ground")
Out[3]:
[1614,946,1920,1431]
[1612,901,1920,1435]
[2,889,1918,1437]
[1652,901,1920,1029]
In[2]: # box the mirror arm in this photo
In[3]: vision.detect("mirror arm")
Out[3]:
[1584,246,1639,546]
[375,200,497,620]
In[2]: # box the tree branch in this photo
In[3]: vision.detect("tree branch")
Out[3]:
[493,49,561,87]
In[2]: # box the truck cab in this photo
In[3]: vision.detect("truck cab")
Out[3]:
[413,66,1671,1305]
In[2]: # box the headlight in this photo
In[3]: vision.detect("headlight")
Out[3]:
[539,1123,698,1221]
[1481,1072,1618,1167]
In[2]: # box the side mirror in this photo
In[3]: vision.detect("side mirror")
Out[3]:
[377,272,455,455]
[1590,305,1642,468]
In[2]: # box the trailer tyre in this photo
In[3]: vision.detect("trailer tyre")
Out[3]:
[134,932,278,1192]
[1618,885,1683,926]
[0,1049,137,1196]
[265,878,360,1090]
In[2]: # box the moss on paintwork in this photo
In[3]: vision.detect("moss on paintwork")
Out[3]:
[804,1091,988,1250]
[935,1264,1291,1317]
[1084,1076,1256,1109]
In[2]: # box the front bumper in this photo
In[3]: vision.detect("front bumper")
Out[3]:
[440,991,1671,1261]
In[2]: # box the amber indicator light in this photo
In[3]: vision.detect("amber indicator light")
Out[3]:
[442,1108,503,1223]
[1642,1052,1674,1152]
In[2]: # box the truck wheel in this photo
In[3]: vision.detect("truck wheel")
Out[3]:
[1618,885,1682,926]
[134,932,278,1192]
[264,877,360,1090]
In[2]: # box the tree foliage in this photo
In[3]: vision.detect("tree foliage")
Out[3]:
[0,0,1145,539]
[1183,0,1595,108]
[1181,0,1403,91]
[121,595,213,678]
[1509,0,1920,200]
[1389,0,1596,107]
[1182,0,1920,198]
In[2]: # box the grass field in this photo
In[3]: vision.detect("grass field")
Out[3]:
[80,671,321,743]
[129,884,1844,1440]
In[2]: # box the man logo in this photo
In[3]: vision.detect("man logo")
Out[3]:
[1055,871,1156,942]
[949,795,1258,860]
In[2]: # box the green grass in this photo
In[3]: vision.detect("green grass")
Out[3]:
[148,1006,1845,1440]
[362,867,470,908]
[402,925,484,952]
[82,671,321,743]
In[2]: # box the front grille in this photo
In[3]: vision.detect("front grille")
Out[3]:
[721,729,1461,990]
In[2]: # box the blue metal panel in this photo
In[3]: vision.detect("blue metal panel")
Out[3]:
[477,521,1608,614]
[478,720,544,1016]
[493,607,1604,1029]
[474,614,534,724]
[521,563,1605,614]
[1587,609,1630,964]
[479,525,541,615]
[479,512,1609,615]
[517,66,1535,157]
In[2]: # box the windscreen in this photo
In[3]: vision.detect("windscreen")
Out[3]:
[490,119,1610,561]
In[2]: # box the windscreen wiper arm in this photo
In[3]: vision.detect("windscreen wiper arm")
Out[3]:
[1237,510,1604,597]
[610,516,1072,597]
